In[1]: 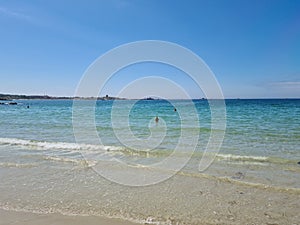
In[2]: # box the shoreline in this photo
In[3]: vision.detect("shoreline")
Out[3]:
[0,209,139,225]
[1,167,299,224]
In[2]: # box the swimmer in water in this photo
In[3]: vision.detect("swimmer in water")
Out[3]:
[155,116,159,123]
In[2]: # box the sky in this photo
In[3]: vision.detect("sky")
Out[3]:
[0,0,299,98]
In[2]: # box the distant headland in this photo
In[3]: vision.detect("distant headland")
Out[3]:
[0,93,126,101]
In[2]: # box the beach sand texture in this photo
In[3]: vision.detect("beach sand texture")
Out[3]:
[1,170,299,225]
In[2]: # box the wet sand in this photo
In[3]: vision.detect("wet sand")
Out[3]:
[1,158,299,224]
[1,173,300,225]
[0,209,138,225]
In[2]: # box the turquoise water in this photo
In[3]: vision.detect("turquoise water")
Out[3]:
[0,99,299,223]
[0,99,299,161]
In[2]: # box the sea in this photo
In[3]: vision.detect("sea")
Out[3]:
[0,99,299,224]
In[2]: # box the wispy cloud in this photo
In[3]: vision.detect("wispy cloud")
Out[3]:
[0,6,32,21]
[268,81,300,89]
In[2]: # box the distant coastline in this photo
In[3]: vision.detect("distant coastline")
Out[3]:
[0,93,126,101]
[0,93,299,101]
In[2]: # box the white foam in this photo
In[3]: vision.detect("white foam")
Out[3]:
[217,153,268,162]
[0,137,122,152]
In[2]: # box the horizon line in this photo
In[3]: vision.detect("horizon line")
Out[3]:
[0,93,299,100]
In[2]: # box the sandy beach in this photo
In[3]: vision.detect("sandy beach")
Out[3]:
[0,209,138,225]
[1,168,300,225]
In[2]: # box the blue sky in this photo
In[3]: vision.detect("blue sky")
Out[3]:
[0,0,299,98]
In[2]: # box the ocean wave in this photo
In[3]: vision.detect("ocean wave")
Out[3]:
[0,137,122,152]
[0,137,170,158]
[217,154,268,162]
[0,138,296,166]
[216,153,297,165]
